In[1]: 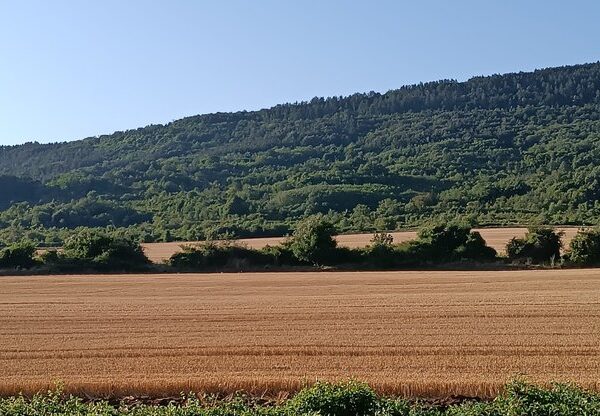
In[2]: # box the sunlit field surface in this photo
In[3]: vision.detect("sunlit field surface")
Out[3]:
[141,227,580,263]
[1,269,599,398]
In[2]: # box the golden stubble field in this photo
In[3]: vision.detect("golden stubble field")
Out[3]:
[1,269,599,398]
[141,227,580,263]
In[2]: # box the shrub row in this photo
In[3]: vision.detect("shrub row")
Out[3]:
[1,380,599,415]
[3,218,600,272]
[0,230,151,272]
[169,222,600,270]
[507,226,600,266]
[168,218,498,271]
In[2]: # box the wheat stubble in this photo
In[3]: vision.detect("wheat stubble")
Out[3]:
[1,269,599,398]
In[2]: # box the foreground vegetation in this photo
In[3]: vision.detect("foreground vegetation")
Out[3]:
[2,63,600,244]
[1,381,599,415]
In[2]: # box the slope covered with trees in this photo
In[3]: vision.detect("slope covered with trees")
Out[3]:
[2,62,600,244]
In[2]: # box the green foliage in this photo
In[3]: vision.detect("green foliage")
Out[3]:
[58,230,149,270]
[259,244,299,267]
[0,381,599,415]
[496,380,600,416]
[506,227,563,263]
[289,381,378,416]
[63,230,114,259]
[566,228,600,265]
[455,231,498,261]
[375,397,412,416]
[168,223,497,271]
[3,63,600,243]
[0,221,500,273]
[289,215,338,265]
[411,224,497,263]
[370,232,394,246]
[360,233,398,267]
[0,196,150,230]
[0,176,50,210]
[0,221,501,274]
[417,224,471,259]
[169,242,280,270]
[0,240,37,269]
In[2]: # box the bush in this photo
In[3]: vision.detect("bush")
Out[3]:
[354,226,498,268]
[289,215,338,265]
[289,381,378,416]
[0,241,37,269]
[566,229,600,265]
[259,243,299,266]
[59,230,149,270]
[497,380,600,416]
[409,224,497,263]
[376,397,412,416]
[39,249,60,264]
[506,227,563,263]
[370,232,394,246]
[169,241,277,270]
[361,244,399,267]
[417,223,471,259]
[360,233,408,267]
[327,246,364,265]
[455,231,497,261]
[394,240,435,265]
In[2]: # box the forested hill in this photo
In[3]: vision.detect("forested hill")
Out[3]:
[2,62,600,244]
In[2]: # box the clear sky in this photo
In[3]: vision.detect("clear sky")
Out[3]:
[0,0,598,145]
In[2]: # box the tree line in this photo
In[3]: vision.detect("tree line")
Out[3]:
[3,218,600,273]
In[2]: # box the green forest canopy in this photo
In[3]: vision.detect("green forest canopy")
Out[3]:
[2,62,600,244]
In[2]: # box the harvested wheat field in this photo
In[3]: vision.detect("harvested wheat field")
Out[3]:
[142,227,580,263]
[2,270,599,399]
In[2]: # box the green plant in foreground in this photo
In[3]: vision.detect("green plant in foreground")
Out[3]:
[0,380,599,415]
[289,381,378,416]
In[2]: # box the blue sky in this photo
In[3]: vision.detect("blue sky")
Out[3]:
[0,1,598,145]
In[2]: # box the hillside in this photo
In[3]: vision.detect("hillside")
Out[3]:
[2,62,600,244]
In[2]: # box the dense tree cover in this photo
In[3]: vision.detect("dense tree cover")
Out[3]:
[1,380,599,415]
[2,62,600,243]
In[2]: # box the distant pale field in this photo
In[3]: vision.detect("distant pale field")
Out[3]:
[142,227,581,263]
[1,269,599,398]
